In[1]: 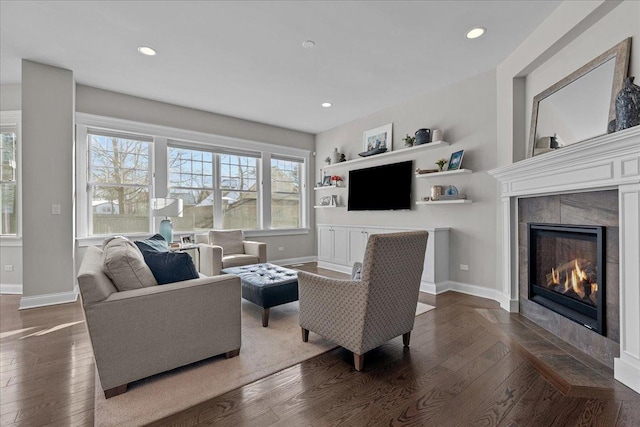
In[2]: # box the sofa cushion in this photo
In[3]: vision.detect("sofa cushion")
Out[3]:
[102,237,158,291]
[209,229,244,255]
[222,254,260,269]
[141,251,199,285]
[134,234,169,253]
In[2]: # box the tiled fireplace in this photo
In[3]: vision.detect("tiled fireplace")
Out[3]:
[490,126,640,394]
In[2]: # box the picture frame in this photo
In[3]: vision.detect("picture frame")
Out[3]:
[322,175,332,186]
[363,123,393,153]
[447,150,464,171]
[181,235,193,245]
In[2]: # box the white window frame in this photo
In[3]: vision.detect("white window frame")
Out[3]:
[76,113,310,246]
[0,111,22,242]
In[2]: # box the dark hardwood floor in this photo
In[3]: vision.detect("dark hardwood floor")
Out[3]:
[1,263,638,426]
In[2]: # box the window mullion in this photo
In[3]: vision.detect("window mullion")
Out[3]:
[213,153,222,229]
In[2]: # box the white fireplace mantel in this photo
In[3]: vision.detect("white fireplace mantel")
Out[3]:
[489,126,640,394]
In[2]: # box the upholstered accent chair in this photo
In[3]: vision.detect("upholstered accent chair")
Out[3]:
[195,229,267,276]
[298,230,429,371]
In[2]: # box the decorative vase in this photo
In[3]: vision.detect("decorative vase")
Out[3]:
[415,129,431,145]
[331,147,340,164]
[615,77,640,132]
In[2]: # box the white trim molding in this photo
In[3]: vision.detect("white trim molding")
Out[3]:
[0,284,23,294]
[489,126,640,394]
[19,286,79,310]
[270,256,316,266]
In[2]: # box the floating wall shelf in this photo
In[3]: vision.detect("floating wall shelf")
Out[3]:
[323,141,450,171]
[313,205,343,209]
[415,199,473,205]
[415,169,473,179]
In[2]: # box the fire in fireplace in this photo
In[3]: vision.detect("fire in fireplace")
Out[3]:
[528,223,605,335]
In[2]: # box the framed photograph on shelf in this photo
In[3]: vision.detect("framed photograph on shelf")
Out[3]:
[181,235,193,245]
[322,175,332,186]
[319,196,332,206]
[447,150,464,171]
[363,123,393,152]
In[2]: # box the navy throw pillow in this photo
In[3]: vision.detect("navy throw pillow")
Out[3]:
[141,251,199,285]
[134,234,169,253]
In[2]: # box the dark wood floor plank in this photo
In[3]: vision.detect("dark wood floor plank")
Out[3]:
[2,271,638,427]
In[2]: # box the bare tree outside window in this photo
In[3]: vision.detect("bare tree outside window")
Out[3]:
[89,134,150,234]
[168,147,214,230]
[220,154,258,230]
[0,128,17,235]
[271,158,301,229]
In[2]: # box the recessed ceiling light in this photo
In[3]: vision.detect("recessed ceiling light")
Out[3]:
[302,40,316,49]
[321,102,332,108]
[466,27,486,39]
[137,46,157,56]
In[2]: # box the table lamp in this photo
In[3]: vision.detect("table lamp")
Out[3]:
[152,198,183,244]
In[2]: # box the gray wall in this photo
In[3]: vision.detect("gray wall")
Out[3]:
[76,85,314,151]
[1,84,21,110]
[22,60,75,298]
[315,70,498,290]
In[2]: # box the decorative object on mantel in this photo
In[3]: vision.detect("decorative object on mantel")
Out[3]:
[363,123,393,153]
[339,153,346,162]
[435,158,447,172]
[358,147,387,157]
[527,38,631,158]
[415,128,431,145]
[447,149,464,171]
[432,129,443,142]
[416,167,439,174]
[324,156,331,165]
[614,76,640,132]
[330,175,343,186]
[403,134,416,147]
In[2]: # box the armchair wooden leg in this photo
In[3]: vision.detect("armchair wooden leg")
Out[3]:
[403,331,411,347]
[104,384,127,399]
[225,349,240,358]
[301,327,309,342]
[262,308,270,327]
[354,353,364,371]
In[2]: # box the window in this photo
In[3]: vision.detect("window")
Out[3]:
[168,146,214,231]
[220,154,258,230]
[88,131,151,235]
[271,158,301,229]
[0,126,17,235]
[77,115,309,239]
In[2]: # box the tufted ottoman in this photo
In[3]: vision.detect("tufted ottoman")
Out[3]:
[221,263,298,327]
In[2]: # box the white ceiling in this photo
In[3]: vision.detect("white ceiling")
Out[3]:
[0,1,561,134]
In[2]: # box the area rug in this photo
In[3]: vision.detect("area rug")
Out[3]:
[94,300,435,426]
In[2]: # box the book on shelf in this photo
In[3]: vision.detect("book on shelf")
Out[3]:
[437,194,467,200]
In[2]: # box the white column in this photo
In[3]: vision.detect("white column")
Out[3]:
[499,196,519,312]
[614,183,640,393]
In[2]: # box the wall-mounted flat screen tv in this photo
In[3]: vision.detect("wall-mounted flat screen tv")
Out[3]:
[348,160,412,211]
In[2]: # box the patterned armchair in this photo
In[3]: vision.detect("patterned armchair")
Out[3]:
[298,230,429,371]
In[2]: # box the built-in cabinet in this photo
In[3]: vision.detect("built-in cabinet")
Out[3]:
[318,225,347,265]
[317,224,450,293]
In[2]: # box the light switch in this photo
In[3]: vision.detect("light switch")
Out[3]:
[52,204,61,215]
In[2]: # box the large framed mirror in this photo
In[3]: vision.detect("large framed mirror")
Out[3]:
[528,38,631,157]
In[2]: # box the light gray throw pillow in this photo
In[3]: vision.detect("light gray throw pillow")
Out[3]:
[102,237,158,291]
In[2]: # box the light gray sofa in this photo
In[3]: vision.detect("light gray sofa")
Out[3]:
[77,245,242,398]
[195,229,267,276]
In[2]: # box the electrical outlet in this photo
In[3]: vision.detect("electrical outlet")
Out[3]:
[460,264,469,271]
[278,247,285,252]
[51,204,61,215]
[4,265,13,271]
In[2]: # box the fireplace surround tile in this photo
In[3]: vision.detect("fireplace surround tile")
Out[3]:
[518,190,619,369]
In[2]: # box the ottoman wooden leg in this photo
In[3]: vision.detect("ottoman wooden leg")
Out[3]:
[262,308,270,327]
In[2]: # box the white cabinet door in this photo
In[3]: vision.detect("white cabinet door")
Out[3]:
[347,228,367,266]
[318,226,333,262]
[332,227,348,265]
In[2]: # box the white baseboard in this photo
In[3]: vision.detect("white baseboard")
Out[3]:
[614,357,640,394]
[19,286,79,310]
[270,256,317,267]
[316,260,351,275]
[0,283,23,294]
